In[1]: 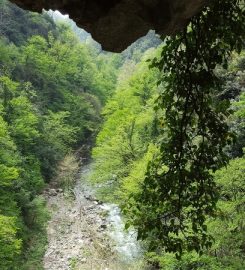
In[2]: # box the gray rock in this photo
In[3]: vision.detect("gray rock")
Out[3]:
[49,189,57,196]
[10,0,206,52]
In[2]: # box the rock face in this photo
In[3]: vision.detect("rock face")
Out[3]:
[10,0,206,52]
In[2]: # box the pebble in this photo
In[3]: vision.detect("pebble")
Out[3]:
[43,166,118,270]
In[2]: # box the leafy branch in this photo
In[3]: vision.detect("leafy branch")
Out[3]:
[127,0,245,257]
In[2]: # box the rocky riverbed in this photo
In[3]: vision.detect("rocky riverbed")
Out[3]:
[43,164,144,270]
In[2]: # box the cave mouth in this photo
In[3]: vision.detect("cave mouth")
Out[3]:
[9,0,206,52]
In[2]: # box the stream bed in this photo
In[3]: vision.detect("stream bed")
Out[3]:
[100,203,141,262]
[43,163,145,270]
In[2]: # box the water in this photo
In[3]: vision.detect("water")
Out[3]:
[80,163,143,266]
[100,204,142,262]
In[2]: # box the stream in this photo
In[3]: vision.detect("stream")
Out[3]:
[43,163,145,270]
[100,203,141,262]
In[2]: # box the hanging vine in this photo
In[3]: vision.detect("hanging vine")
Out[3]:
[126,0,245,257]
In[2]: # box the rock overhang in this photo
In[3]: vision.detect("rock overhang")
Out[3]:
[9,0,207,52]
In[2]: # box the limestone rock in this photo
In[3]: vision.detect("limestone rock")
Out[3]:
[10,0,206,52]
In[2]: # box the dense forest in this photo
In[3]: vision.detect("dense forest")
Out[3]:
[0,0,244,269]
[0,0,121,268]
[91,48,245,268]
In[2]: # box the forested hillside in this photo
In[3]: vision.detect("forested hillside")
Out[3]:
[0,0,244,269]
[91,43,245,269]
[0,0,162,268]
[0,0,121,268]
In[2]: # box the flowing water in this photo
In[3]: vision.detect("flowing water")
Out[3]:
[80,164,144,267]
[43,162,145,270]
[100,203,142,262]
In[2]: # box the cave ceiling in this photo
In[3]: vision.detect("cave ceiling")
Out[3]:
[10,0,207,52]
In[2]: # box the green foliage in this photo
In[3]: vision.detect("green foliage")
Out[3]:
[145,157,245,269]
[19,196,49,270]
[0,115,22,269]
[9,96,40,147]
[146,252,219,270]
[1,0,244,268]
[0,0,56,45]
[208,158,245,268]
[0,2,119,268]
[89,0,245,267]
[118,143,158,201]
[215,51,245,158]
[43,111,77,153]
[91,50,160,201]
[0,115,20,213]
[0,215,22,270]
[126,0,245,257]
[228,91,245,157]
